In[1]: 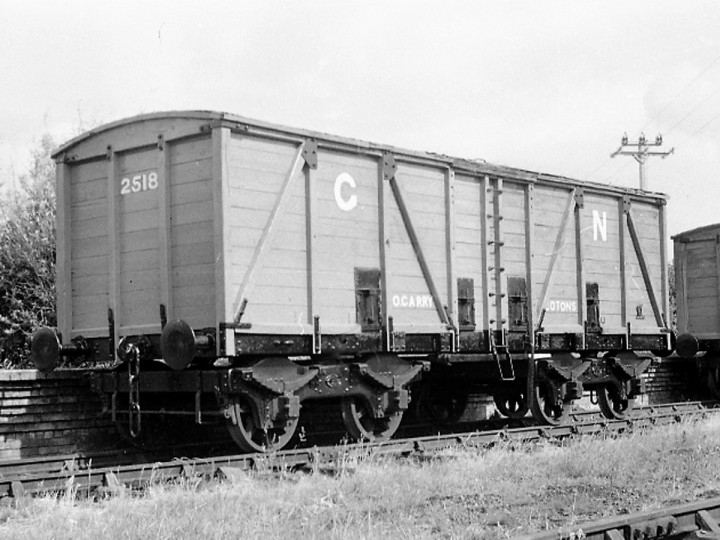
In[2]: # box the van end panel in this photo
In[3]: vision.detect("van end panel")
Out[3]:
[63,116,218,341]
[681,238,720,335]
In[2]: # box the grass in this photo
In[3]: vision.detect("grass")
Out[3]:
[1,415,720,539]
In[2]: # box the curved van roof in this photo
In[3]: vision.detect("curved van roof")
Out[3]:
[53,110,668,202]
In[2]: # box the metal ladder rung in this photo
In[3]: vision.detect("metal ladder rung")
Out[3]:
[494,346,516,381]
[490,333,516,381]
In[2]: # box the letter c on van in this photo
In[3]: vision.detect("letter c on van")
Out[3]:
[334,173,358,212]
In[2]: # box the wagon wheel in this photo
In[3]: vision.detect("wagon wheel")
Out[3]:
[413,386,468,424]
[597,384,634,420]
[225,396,298,453]
[530,379,571,426]
[493,391,529,419]
[340,397,403,442]
[598,381,634,419]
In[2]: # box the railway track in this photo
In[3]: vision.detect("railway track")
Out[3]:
[0,401,715,500]
[524,496,720,539]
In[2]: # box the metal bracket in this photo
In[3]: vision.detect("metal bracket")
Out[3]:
[536,308,547,333]
[386,316,395,351]
[234,298,248,325]
[573,187,584,208]
[543,356,592,382]
[160,304,167,329]
[107,308,115,364]
[302,139,318,169]
[228,359,319,395]
[382,153,397,181]
[313,316,322,355]
[609,351,652,380]
[623,195,632,214]
[157,134,164,151]
[106,145,113,161]
[195,372,203,424]
[350,357,425,391]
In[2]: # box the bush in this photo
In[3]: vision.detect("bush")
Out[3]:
[0,135,56,367]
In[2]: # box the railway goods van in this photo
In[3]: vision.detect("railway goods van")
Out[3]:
[31,111,671,452]
[674,223,720,397]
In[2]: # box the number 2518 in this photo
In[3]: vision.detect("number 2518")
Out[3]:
[120,172,158,195]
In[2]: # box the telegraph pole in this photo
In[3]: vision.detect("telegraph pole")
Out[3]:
[611,133,674,190]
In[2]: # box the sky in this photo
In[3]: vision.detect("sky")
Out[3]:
[1,1,719,255]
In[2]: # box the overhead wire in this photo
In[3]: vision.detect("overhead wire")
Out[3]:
[674,106,720,150]
[627,101,720,189]
[603,107,720,187]
[661,82,720,135]
[598,160,634,186]
[585,52,720,183]
[641,53,720,132]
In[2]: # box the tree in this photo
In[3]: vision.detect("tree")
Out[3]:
[0,134,56,367]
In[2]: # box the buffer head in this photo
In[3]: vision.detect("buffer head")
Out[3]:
[160,319,196,371]
[30,327,60,373]
[675,333,699,359]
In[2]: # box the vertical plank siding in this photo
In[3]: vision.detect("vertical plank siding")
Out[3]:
[116,149,161,329]
[581,194,624,331]
[226,134,309,327]
[313,150,380,329]
[531,186,578,330]
[454,175,485,329]
[524,184,535,339]
[674,224,720,339]
[157,139,172,320]
[70,159,109,334]
[57,112,669,354]
[172,136,215,326]
[445,169,458,330]
[385,167,445,329]
[64,118,222,340]
[623,202,663,331]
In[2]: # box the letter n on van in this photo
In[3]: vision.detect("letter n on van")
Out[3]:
[592,210,607,242]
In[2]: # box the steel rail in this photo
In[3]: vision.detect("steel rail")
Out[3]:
[0,405,653,480]
[1,401,716,500]
[0,450,137,478]
[521,496,720,539]
[0,410,608,480]
[0,439,237,480]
